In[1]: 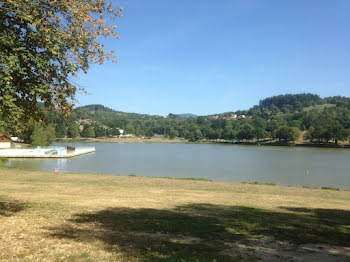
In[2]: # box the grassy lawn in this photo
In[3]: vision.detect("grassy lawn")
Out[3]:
[303,103,336,112]
[0,167,350,261]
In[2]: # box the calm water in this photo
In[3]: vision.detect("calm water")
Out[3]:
[4,142,350,189]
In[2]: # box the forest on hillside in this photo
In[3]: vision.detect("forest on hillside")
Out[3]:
[4,93,350,146]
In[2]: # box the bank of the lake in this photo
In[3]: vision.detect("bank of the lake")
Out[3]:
[57,137,186,143]
[0,167,350,261]
[214,140,350,148]
[57,137,350,149]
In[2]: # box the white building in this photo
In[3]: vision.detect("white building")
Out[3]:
[0,134,12,149]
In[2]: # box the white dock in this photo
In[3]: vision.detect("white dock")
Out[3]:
[0,146,95,158]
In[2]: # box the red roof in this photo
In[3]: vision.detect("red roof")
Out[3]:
[0,134,12,142]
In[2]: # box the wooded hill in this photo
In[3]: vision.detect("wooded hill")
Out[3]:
[10,93,350,145]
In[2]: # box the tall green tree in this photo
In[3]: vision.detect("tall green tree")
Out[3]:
[330,121,349,144]
[0,0,122,132]
[55,119,67,138]
[81,126,95,138]
[169,128,179,140]
[94,125,106,137]
[237,124,254,141]
[30,124,55,146]
[67,122,80,138]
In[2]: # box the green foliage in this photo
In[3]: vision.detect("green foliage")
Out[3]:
[254,127,268,140]
[275,126,300,142]
[30,124,55,146]
[144,129,153,138]
[64,96,350,145]
[67,122,80,138]
[108,127,121,137]
[5,93,350,146]
[81,126,95,138]
[0,0,121,133]
[237,124,254,141]
[259,93,322,111]
[30,127,47,146]
[54,119,67,138]
[94,125,106,138]
[303,107,350,143]
[168,128,179,140]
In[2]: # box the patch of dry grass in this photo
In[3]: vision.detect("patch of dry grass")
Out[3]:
[0,168,350,261]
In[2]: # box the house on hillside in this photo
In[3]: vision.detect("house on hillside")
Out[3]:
[0,134,12,148]
[10,136,19,142]
[118,128,124,135]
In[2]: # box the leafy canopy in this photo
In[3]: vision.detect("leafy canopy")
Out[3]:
[0,0,121,132]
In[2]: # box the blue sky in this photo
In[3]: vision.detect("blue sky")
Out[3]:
[76,0,350,116]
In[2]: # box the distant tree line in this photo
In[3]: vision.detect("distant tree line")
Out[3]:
[259,93,322,112]
[2,94,350,146]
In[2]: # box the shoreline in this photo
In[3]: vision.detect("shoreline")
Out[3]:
[56,137,350,149]
[1,165,348,191]
[0,165,348,195]
[56,137,187,144]
[215,140,350,149]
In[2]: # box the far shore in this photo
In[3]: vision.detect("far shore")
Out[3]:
[214,140,350,149]
[56,137,187,144]
[55,137,350,149]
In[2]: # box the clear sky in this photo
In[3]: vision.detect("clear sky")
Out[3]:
[76,0,350,116]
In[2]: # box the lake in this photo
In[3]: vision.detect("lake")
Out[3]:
[4,142,350,189]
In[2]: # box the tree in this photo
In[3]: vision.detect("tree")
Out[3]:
[55,119,67,138]
[330,121,349,144]
[267,117,287,138]
[194,129,203,141]
[124,123,135,135]
[288,120,302,129]
[252,116,267,129]
[274,126,300,142]
[223,127,233,140]
[144,129,153,138]
[30,126,46,146]
[270,104,280,115]
[108,128,120,137]
[253,127,267,140]
[168,128,179,140]
[237,124,254,141]
[94,125,106,137]
[185,131,195,142]
[30,124,55,146]
[81,126,95,138]
[305,126,330,143]
[67,122,80,138]
[0,1,122,132]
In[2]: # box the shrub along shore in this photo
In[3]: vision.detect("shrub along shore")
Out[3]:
[0,167,349,261]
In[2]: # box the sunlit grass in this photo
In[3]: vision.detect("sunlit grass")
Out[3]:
[0,168,349,261]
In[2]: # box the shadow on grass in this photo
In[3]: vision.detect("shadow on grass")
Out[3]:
[0,198,27,217]
[47,204,350,261]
